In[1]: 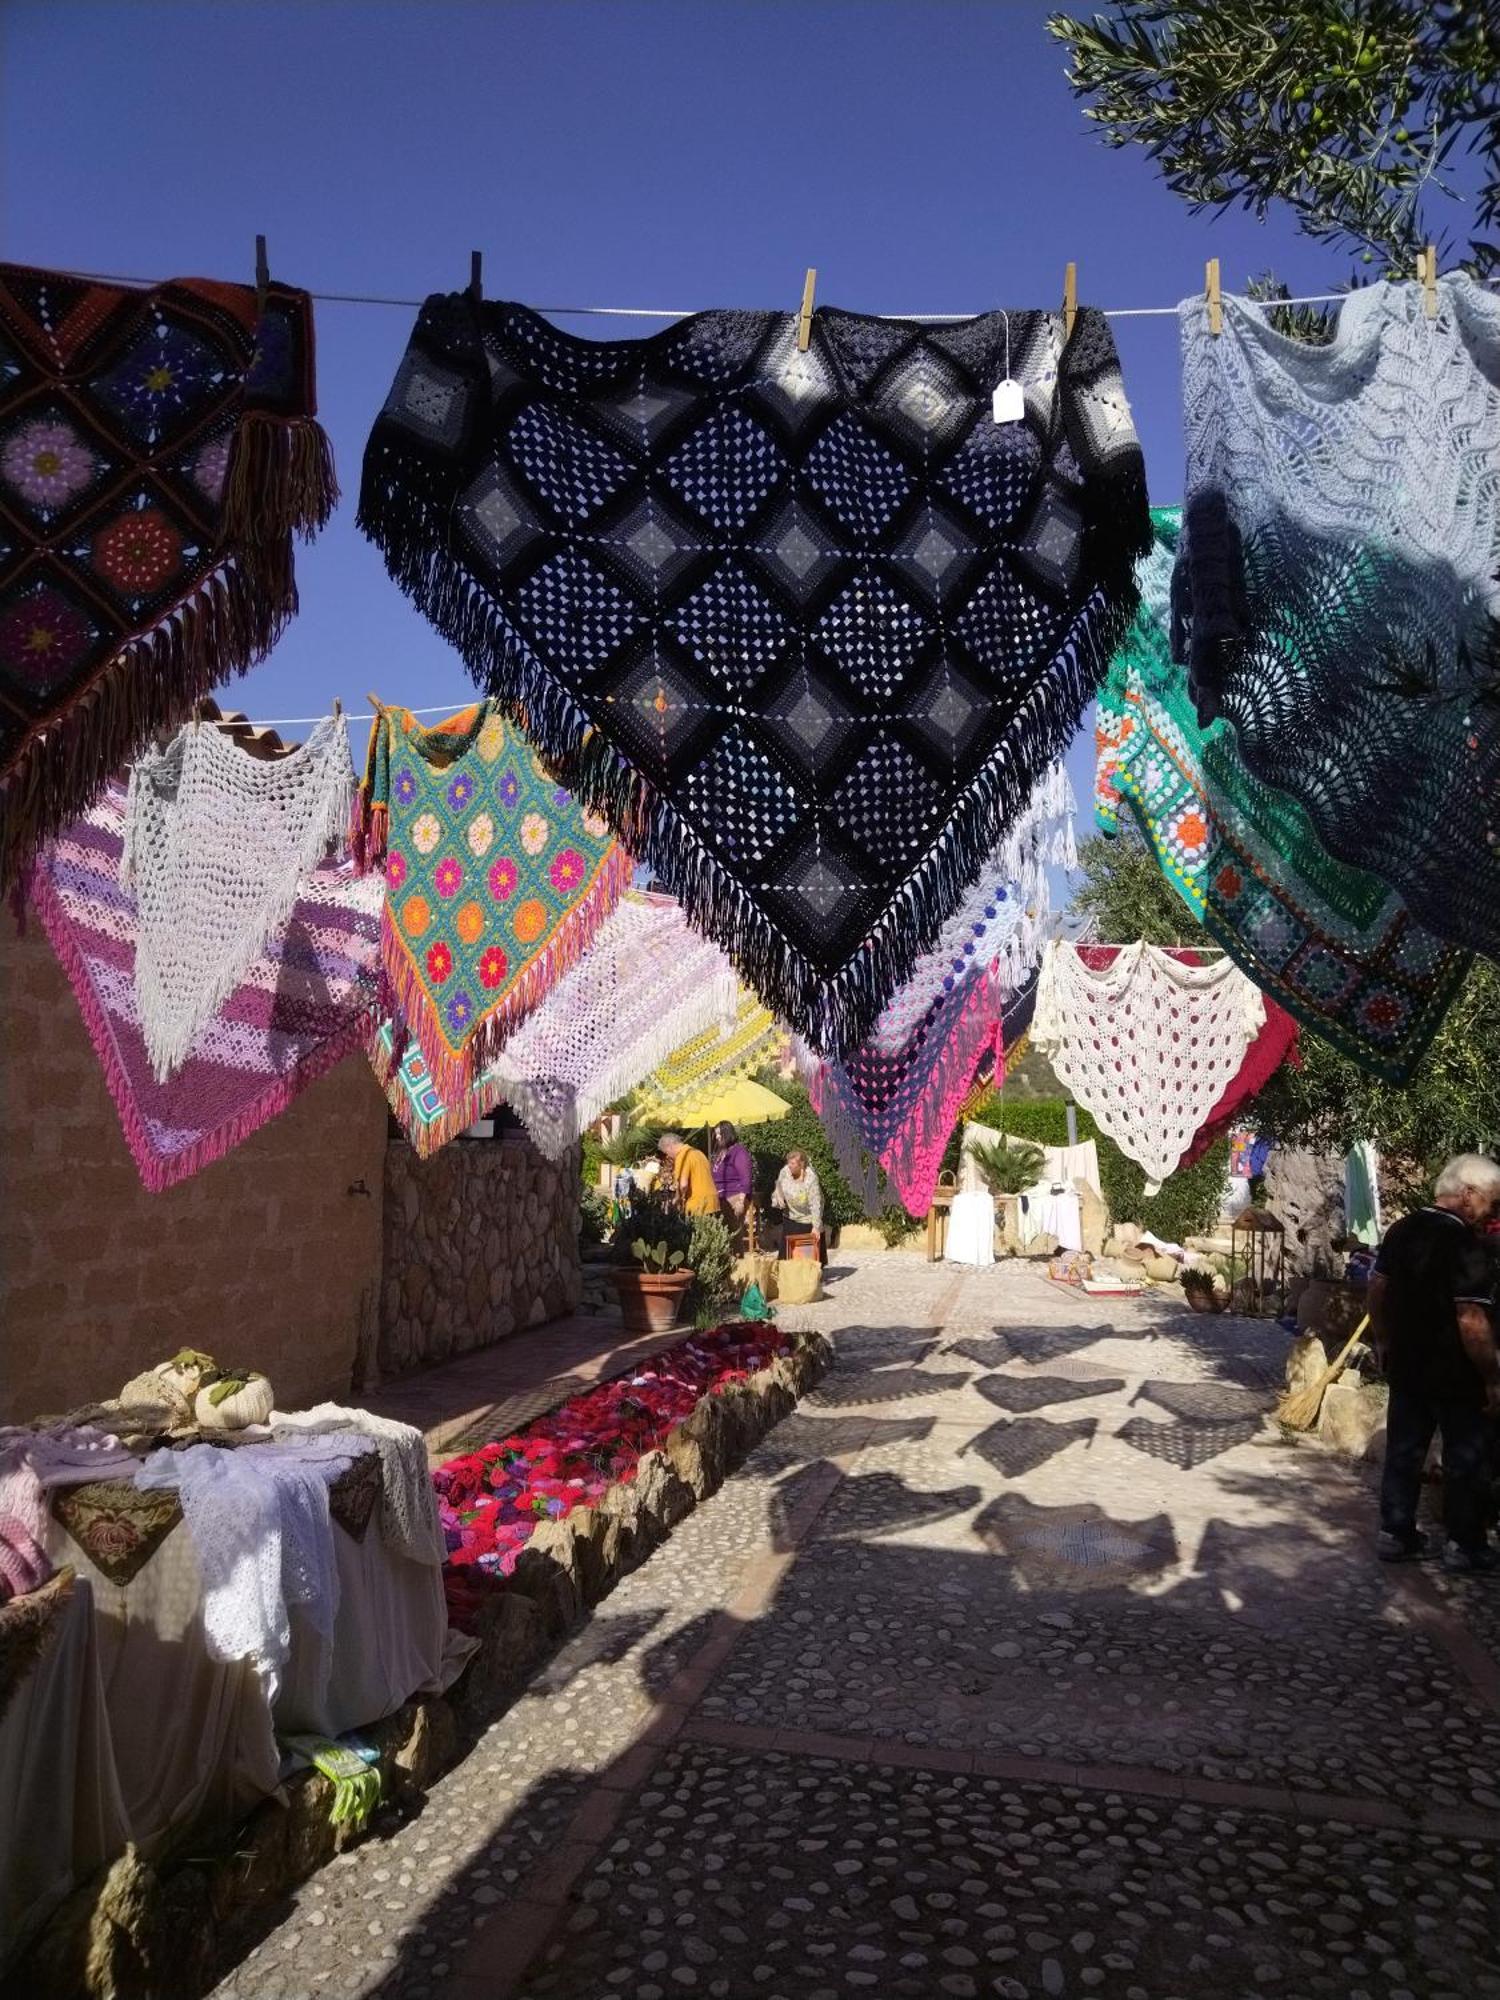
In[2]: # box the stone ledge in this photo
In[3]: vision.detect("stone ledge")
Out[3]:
[6,1328,830,2000]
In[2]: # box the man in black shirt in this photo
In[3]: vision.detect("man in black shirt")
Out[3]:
[1369,1153,1500,1573]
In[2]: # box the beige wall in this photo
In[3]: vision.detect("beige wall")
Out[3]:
[1,913,389,1422]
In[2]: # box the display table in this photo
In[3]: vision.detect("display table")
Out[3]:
[1,1415,472,1952]
[945,1190,996,1267]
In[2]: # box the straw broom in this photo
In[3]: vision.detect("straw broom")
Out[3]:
[1275,1315,1371,1431]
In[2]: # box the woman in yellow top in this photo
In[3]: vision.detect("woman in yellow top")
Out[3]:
[657,1132,720,1216]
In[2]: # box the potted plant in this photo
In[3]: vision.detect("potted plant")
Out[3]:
[605,1188,695,1334]
[967,1137,1046,1247]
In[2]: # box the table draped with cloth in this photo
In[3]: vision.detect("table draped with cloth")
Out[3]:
[0,1407,474,1966]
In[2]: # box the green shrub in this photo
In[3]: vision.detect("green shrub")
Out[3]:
[687,1213,738,1322]
[874,1205,917,1247]
[581,1133,605,1195]
[579,1185,611,1248]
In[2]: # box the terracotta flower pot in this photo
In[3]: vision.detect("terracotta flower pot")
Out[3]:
[607,1266,694,1335]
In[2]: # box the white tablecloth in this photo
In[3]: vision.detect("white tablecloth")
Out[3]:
[945,1190,996,1267]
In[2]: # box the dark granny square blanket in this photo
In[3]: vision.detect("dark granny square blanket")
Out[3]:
[360,297,1149,1052]
[0,263,335,892]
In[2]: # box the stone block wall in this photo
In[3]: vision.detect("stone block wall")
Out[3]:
[378,1132,583,1377]
[0,913,389,1422]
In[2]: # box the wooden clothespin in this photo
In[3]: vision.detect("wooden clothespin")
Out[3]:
[255,234,269,317]
[1205,257,1222,336]
[366,691,384,716]
[1419,243,1438,319]
[469,251,483,308]
[1063,261,1077,339]
[796,268,817,353]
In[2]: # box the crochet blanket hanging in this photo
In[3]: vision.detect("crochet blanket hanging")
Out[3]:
[1174,275,1500,960]
[359,292,1149,1053]
[1032,939,1265,1187]
[798,761,1075,1216]
[123,715,355,1082]
[376,892,739,1159]
[1098,508,1470,1082]
[0,263,336,894]
[959,967,1041,1122]
[354,700,631,1103]
[633,991,781,1121]
[25,781,380,1192]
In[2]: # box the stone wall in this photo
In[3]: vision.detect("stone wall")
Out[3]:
[0,913,389,1423]
[1263,1147,1347,1285]
[379,1132,583,1377]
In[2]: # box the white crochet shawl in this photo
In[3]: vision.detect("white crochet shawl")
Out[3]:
[123,715,354,1081]
[1033,941,1265,1187]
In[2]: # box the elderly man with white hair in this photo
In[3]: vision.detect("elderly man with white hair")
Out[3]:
[1368,1153,1500,1573]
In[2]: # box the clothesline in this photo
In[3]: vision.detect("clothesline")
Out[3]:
[53,264,1490,323]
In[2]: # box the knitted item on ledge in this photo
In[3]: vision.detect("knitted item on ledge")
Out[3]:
[354,700,631,1103]
[360,292,1150,1054]
[1174,276,1500,960]
[26,782,381,1191]
[1098,508,1470,1081]
[633,991,781,1122]
[1032,940,1265,1187]
[0,264,337,894]
[122,714,354,1081]
[376,893,740,1160]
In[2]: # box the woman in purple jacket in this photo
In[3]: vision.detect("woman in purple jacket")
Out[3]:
[710,1122,754,1247]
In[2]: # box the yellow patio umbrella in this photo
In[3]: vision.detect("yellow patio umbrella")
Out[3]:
[635,1074,791,1134]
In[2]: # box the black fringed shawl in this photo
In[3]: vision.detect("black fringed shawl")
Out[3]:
[360,296,1149,1052]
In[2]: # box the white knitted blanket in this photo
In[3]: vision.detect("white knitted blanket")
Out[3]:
[123,715,355,1081]
[491,894,740,1160]
[1032,941,1265,1187]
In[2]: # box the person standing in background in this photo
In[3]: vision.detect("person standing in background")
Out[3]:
[1368,1153,1500,1574]
[771,1148,823,1260]
[710,1121,754,1247]
[657,1132,720,1217]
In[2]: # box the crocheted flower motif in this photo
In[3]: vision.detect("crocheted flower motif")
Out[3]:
[426,940,453,984]
[1,417,96,510]
[411,811,441,855]
[394,767,418,808]
[497,769,521,811]
[467,811,494,858]
[386,850,408,891]
[402,894,431,938]
[192,434,231,503]
[520,812,549,856]
[434,856,464,900]
[91,509,184,596]
[477,713,507,763]
[488,856,518,902]
[447,771,474,813]
[581,808,611,840]
[447,988,475,1035]
[549,847,585,894]
[455,899,485,946]
[479,945,509,989]
[0,586,95,685]
[1214,864,1244,903]
[513,898,547,945]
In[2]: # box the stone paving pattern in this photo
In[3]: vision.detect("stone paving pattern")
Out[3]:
[212,1254,1500,2000]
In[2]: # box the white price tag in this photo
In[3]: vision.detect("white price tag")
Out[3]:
[991,378,1025,424]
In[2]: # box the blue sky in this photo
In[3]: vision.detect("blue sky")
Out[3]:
[1,1,1477,821]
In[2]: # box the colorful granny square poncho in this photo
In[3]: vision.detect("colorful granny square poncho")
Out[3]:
[361,293,1149,1054]
[0,263,336,893]
[1097,509,1470,1081]
[355,700,631,1100]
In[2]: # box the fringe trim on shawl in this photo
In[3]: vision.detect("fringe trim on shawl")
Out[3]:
[1,414,338,900]
[358,456,1144,1057]
[379,842,634,1106]
[22,856,376,1193]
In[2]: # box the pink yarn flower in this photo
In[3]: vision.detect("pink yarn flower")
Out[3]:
[488,856,518,902]
[549,847,585,894]
[434,856,464,900]
[1,417,96,510]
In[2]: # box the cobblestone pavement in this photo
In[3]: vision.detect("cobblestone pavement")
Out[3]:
[212,1254,1500,2000]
